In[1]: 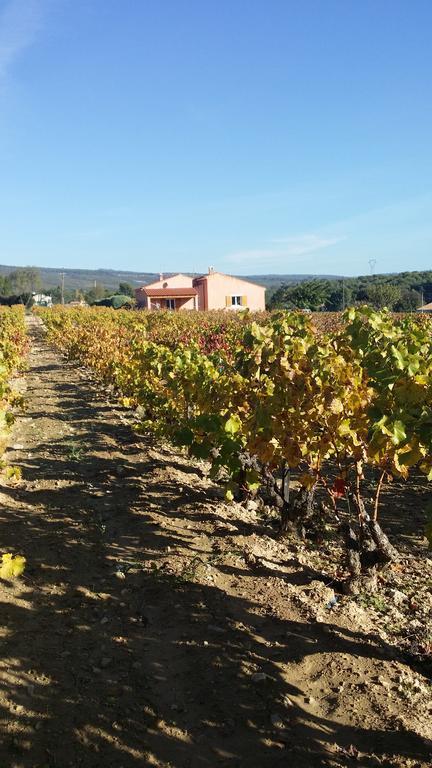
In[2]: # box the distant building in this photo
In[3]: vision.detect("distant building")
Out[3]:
[32,293,52,307]
[416,302,432,313]
[135,268,266,311]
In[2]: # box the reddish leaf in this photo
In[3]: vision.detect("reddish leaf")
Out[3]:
[332,477,346,498]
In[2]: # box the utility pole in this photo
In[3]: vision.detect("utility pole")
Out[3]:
[60,271,65,305]
[368,258,377,276]
[342,279,345,310]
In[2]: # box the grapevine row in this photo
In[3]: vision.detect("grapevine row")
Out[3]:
[0,306,28,455]
[0,306,28,578]
[38,305,432,590]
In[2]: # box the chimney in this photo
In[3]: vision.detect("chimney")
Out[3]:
[159,272,163,281]
[208,266,214,274]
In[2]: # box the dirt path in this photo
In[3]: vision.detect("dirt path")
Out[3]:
[0,315,430,768]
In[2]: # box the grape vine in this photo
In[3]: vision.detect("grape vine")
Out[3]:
[38,305,432,591]
[0,306,28,579]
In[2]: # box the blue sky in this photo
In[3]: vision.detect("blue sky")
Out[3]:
[0,0,431,276]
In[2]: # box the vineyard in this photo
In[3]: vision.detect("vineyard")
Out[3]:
[39,305,432,592]
[0,307,28,578]
[0,305,430,766]
[0,306,28,455]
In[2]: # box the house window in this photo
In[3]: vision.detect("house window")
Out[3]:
[166,298,175,310]
[225,294,247,309]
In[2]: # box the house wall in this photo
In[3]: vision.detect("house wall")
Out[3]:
[194,280,207,310]
[175,296,195,310]
[146,274,194,290]
[196,273,265,311]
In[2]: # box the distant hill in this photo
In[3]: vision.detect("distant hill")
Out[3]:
[0,264,342,293]
[0,264,158,292]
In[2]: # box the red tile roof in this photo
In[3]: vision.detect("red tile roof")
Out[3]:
[143,287,198,298]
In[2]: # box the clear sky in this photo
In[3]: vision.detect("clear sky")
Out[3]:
[0,0,431,276]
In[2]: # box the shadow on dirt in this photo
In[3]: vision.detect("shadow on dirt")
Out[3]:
[0,321,429,768]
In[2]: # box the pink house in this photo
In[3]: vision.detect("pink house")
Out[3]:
[136,268,266,311]
[135,273,198,311]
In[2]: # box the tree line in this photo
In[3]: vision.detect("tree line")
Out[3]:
[0,268,42,300]
[269,270,432,311]
[0,267,136,306]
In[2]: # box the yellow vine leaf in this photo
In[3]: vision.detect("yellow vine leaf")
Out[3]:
[0,553,26,579]
[4,465,22,482]
[299,473,316,490]
[329,398,344,414]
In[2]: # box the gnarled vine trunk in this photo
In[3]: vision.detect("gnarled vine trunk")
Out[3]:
[342,493,398,594]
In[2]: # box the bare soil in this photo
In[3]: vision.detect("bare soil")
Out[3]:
[0,315,430,768]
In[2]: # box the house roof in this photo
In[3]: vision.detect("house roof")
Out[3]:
[143,287,198,298]
[416,303,432,311]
